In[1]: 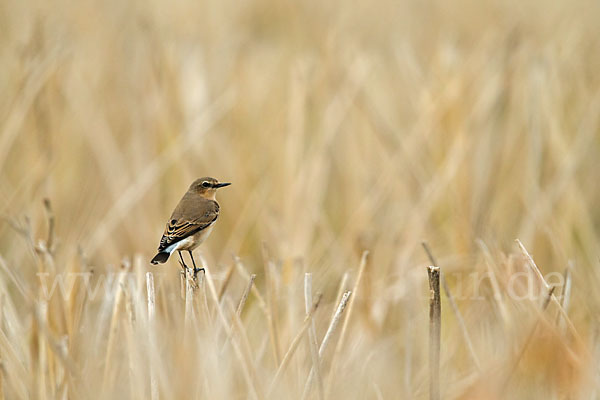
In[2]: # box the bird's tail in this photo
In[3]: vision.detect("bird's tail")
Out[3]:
[150,252,170,264]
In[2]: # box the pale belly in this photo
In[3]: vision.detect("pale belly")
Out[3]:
[165,224,215,254]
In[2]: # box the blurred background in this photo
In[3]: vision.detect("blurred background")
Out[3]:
[1,0,600,398]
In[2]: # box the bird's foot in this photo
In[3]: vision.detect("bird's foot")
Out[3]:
[193,267,205,280]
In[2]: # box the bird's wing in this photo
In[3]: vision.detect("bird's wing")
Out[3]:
[157,197,219,252]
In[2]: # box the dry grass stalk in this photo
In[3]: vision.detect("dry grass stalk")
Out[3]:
[38,299,48,400]
[227,300,265,400]
[557,263,573,333]
[303,273,324,400]
[302,290,352,400]
[320,291,351,360]
[422,242,480,370]
[0,256,28,300]
[325,250,369,397]
[0,359,5,400]
[183,265,198,333]
[197,272,212,329]
[179,270,186,301]
[501,286,556,391]
[236,273,256,317]
[204,266,263,400]
[33,306,82,397]
[262,247,282,366]
[146,272,158,400]
[234,257,269,309]
[427,265,441,400]
[331,272,349,320]
[268,293,322,398]
[476,239,510,325]
[101,262,129,391]
[146,272,156,322]
[123,279,140,400]
[42,199,55,255]
[0,296,4,400]
[515,240,584,348]
[234,257,281,369]
[0,312,28,398]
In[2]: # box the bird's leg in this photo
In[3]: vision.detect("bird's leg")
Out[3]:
[178,251,188,278]
[188,250,205,278]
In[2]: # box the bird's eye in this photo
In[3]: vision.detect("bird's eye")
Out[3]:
[202,181,210,188]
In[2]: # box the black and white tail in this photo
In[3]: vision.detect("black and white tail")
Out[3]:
[150,252,170,264]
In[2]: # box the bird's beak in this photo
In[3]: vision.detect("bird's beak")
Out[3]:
[214,182,231,188]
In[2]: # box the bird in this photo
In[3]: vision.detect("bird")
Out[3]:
[150,177,230,274]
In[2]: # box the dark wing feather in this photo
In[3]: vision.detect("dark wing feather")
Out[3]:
[157,198,219,252]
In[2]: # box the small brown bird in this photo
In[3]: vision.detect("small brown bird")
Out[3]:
[150,177,230,272]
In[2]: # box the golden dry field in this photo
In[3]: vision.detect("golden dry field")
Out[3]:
[1,0,600,398]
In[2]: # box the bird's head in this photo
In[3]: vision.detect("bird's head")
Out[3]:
[190,177,231,199]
